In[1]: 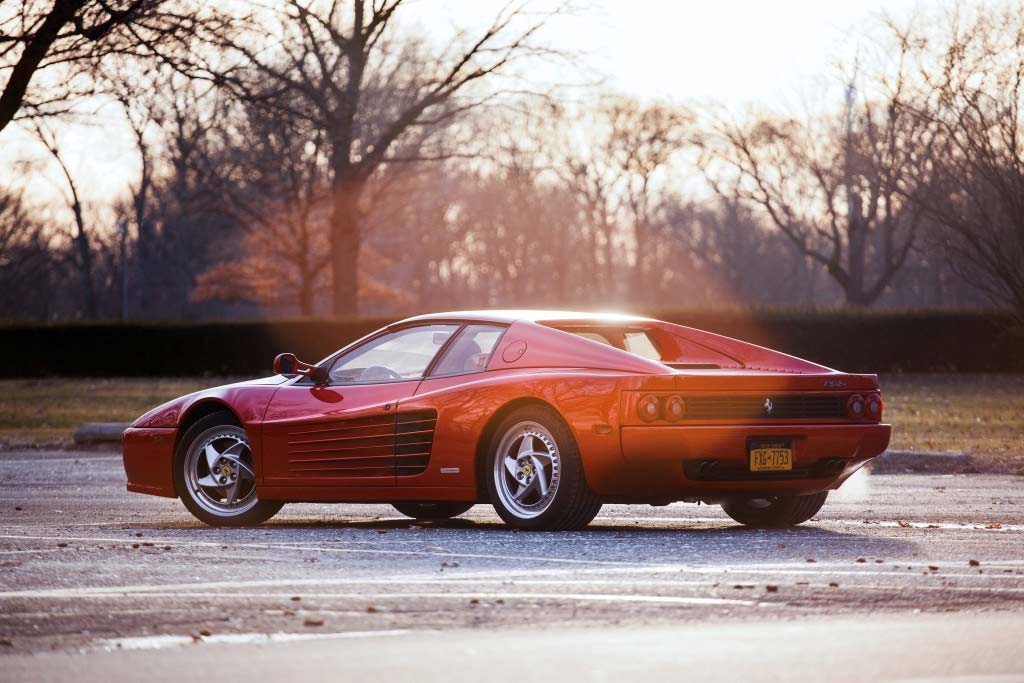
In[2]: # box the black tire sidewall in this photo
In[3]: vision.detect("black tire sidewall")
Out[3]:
[721,491,828,528]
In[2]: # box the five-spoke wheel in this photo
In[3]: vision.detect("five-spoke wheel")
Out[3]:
[173,412,282,526]
[486,406,601,530]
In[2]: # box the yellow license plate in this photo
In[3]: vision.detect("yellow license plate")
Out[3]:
[749,441,793,471]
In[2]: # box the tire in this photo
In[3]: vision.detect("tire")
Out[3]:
[485,405,602,531]
[720,491,828,528]
[391,502,475,520]
[173,411,283,527]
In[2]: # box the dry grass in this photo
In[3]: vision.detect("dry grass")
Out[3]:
[0,377,241,447]
[1,375,1022,471]
[881,374,1024,472]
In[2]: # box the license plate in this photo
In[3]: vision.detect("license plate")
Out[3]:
[749,439,793,471]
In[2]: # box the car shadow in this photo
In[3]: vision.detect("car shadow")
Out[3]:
[122,514,919,563]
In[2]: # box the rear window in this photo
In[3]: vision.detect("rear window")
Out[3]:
[555,327,662,361]
[623,331,661,360]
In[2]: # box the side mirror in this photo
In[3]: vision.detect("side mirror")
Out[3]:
[274,352,329,385]
[274,353,298,375]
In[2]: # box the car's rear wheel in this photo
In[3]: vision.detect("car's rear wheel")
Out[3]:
[391,502,475,520]
[720,492,828,528]
[485,406,602,531]
[173,412,283,527]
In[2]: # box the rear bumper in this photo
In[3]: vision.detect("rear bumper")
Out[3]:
[600,423,891,500]
[122,427,178,498]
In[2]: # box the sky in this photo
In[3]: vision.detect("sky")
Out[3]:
[2,0,924,217]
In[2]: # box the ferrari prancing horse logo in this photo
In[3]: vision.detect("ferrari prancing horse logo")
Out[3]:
[763,398,773,416]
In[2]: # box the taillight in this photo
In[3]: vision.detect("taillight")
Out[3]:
[866,393,882,420]
[637,394,661,421]
[846,394,865,419]
[664,395,686,421]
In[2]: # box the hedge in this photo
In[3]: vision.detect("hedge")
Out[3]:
[0,309,1020,377]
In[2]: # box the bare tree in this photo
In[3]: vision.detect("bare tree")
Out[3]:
[555,96,691,303]
[705,54,931,306]
[0,0,200,132]
[188,0,566,314]
[33,122,98,317]
[0,186,55,319]
[896,4,1024,316]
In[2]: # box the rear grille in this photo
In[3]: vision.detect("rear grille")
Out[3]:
[684,394,845,421]
[286,409,437,478]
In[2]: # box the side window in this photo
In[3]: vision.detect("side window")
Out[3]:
[328,324,459,384]
[430,324,506,376]
[623,331,662,360]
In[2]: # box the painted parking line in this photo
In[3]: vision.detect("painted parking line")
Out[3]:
[97,629,410,652]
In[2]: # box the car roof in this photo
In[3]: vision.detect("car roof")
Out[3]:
[395,310,656,326]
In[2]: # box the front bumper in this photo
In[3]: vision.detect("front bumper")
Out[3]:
[604,423,891,499]
[122,427,178,497]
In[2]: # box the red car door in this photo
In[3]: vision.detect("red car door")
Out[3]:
[258,323,461,488]
[260,381,420,488]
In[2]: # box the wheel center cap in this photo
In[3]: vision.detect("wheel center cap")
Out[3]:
[522,464,531,476]
[219,465,233,477]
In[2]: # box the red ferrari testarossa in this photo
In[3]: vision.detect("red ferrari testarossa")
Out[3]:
[122,310,890,530]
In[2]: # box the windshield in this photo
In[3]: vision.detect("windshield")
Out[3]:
[328,324,459,383]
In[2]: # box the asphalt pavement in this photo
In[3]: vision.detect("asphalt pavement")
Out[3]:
[1,449,1023,682]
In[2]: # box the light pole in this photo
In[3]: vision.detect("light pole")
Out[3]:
[118,216,128,320]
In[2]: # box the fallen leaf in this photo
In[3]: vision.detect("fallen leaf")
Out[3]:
[198,629,212,637]
[828,582,839,588]
[806,559,816,563]
[469,598,480,605]
[441,561,460,568]
[366,606,378,613]
[856,558,866,563]
[897,520,912,528]
[969,559,981,567]
[290,596,301,602]
[303,619,324,627]
[57,543,68,548]
[131,543,140,549]
[985,523,1002,529]
[928,566,939,571]
[765,585,779,592]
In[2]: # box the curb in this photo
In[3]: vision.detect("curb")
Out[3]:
[73,423,129,445]
[869,449,974,475]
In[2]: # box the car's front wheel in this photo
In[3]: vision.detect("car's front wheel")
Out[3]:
[720,492,828,528]
[485,406,601,531]
[391,502,475,520]
[173,412,283,527]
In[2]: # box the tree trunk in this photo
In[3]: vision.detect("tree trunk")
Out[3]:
[330,178,362,316]
[297,262,314,316]
[70,202,97,319]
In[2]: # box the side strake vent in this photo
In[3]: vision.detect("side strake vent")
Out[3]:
[394,410,437,477]
[286,409,437,478]
[684,395,845,421]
